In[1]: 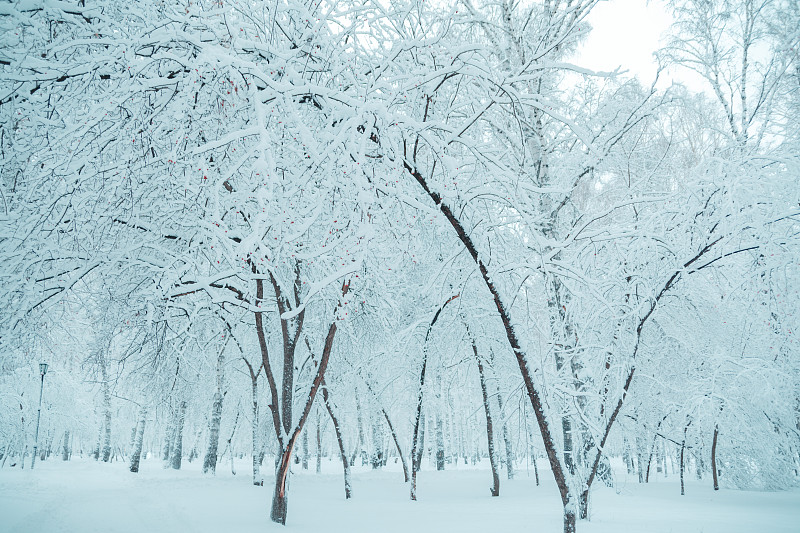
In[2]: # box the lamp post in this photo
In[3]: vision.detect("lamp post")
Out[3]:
[31,362,48,470]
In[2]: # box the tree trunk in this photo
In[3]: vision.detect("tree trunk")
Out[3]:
[204,340,228,474]
[380,407,409,482]
[410,411,425,500]
[680,427,688,495]
[645,428,660,483]
[555,352,577,479]
[623,439,634,474]
[435,412,445,471]
[162,408,175,463]
[316,412,322,474]
[474,340,500,496]
[270,446,292,525]
[711,424,719,490]
[101,358,112,463]
[372,415,385,469]
[636,434,646,483]
[242,356,262,485]
[264,291,342,524]
[62,430,70,461]
[203,391,224,474]
[93,427,101,461]
[496,388,514,480]
[410,294,459,500]
[170,400,187,470]
[352,391,367,467]
[564,509,576,533]
[321,379,351,498]
[130,407,147,473]
[301,427,309,470]
[221,409,239,475]
[357,372,410,482]
[128,424,137,457]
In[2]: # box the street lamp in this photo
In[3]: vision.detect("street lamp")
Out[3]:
[31,362,48,470]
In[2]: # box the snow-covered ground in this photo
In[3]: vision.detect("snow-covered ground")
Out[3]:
[1,457,798,533]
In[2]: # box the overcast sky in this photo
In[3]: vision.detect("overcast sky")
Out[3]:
[574,0,707,92]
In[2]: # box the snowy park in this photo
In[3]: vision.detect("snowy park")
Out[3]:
[3,457,800,533]
[1,0,799,532]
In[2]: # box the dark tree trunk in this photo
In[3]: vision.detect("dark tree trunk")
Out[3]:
[646,416,668,483]
[321,379,351,498]
[403,165,600,530]
[680,441,686,495]
[130,407,147,473]
[263,282,344,525]
[270,448,292,524]
[381,407,409,482]
[356,369,410,482]
[636,434,646,483]
[170,401,187,470]
[645,433,656,483]
[93,428,101,461]
[680,424,689,496]
[227,410,239,475]
[472,334,500,497]
[411,412,425,498]
[711,424,719,491]
[564,510,576,533]
[410,294,459,500]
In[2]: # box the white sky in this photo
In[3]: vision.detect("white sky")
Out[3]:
[574,0,707,92]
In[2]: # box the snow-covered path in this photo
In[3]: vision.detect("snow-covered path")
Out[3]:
[1,458,798,533]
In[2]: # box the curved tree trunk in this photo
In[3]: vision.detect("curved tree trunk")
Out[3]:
[321,378,351,499]
[352,364,410,482]
[410,294,459,500]
[381,407,409,482]
[471,333,499,496]
[404,162,574,527]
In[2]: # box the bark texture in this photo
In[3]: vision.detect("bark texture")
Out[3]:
[170,401,187,470]
[472,334,500,497]
[129,407,147,473]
